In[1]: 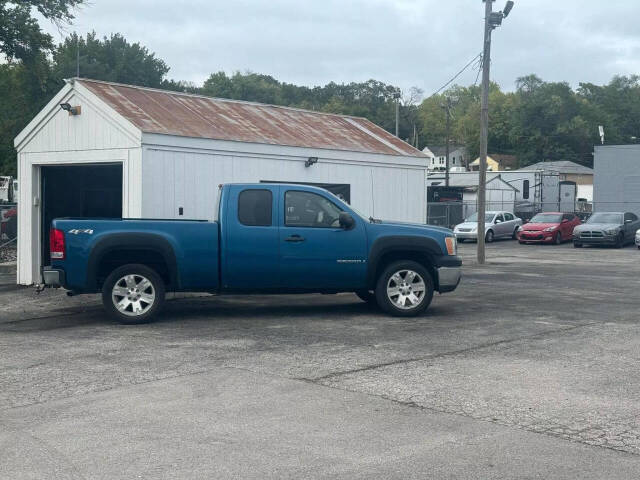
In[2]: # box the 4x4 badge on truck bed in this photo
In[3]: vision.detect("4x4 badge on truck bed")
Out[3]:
[69,229,94,235]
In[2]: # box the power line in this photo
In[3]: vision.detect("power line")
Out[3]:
[474,54,483,87]
[429,52,482,98]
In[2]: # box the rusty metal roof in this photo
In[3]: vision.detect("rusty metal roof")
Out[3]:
[76,79,425,158]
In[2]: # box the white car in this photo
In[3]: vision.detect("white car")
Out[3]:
[454,211,523,243]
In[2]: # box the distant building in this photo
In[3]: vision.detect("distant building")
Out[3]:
[517,160,593,201]
[469,154,518,171]
[422,145,467,171]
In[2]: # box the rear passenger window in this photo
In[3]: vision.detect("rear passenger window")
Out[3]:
[504,213,514,221]
[238,189,272,226]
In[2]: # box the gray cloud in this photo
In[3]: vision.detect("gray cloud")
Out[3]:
[37,0,640,93]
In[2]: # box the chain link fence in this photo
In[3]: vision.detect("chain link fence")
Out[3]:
[427,200,640,229]
[425,200,640,229]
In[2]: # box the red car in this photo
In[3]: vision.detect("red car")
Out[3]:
[518,212,581,245]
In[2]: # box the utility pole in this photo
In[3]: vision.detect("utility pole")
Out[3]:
[76,33,80,78]
[394,92,401,137]
[443,97,453,187]
[477,0,514,264]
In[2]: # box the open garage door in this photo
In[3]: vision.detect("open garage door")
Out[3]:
[41,164,122,264]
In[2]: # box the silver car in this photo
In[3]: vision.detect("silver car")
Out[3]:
[454,211,523,243]
[636,229,640,250]
[573,212,640,248]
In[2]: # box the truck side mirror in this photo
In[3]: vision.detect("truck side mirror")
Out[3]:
[339,212,355,230]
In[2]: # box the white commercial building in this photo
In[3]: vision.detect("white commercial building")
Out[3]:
[14,78,427,285]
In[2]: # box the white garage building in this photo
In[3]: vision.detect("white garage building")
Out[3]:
[14,78,427,285]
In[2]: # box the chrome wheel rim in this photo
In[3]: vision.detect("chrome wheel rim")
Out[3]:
[112,274,155,317]
[386,269,426,310]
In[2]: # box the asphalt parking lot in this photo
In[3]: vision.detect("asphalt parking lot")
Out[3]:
[1,240,640,479]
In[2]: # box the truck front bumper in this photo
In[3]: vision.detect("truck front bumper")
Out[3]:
[435,255,462,293]
[437,266,462,293]
[42,267,65,288]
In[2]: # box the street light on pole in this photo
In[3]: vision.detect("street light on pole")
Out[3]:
[477,0,514,265]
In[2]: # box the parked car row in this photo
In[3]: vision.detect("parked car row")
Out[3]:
[453,210,640,249]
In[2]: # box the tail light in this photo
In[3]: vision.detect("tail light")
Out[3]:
[50,228,65,260]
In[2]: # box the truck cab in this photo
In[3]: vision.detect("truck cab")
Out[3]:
[43,183,462,323]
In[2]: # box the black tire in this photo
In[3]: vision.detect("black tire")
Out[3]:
[485,230,494,243]
[615,233,624,249]
[518,240,525,245]
[102,264,165,324]
[355,290,376,304]
[554,232,562,245]
[375,260,434,317]
[573,242,582,248]
[512,228,519,240]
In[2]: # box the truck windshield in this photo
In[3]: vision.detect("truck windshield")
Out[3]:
[587,213,622,224]
[529,214,562,223]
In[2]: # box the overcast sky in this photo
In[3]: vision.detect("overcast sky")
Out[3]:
[38,0,640,95]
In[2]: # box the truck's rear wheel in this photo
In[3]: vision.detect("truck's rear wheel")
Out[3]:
[375,260,434,317]
[102,264,165,324]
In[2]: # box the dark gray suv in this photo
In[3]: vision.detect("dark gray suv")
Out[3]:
[573,212,640,248]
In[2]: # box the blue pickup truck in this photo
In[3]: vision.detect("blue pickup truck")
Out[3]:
[43,183,462,323]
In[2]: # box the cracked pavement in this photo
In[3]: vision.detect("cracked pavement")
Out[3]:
[1,240,640,478]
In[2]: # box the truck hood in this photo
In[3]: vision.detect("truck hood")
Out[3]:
[575,223,621,232]
[377,220,453,236]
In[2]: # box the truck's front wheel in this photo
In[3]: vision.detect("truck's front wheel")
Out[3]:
[375,260,434,317]
[102,264,165,324]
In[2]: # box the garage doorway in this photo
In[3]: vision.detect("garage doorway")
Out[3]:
[41,164,122,264]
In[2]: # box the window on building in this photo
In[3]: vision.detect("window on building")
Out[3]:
[285,191,343,228]
[523,180,530,200]
[238,189,272,226]
[452,157,456,164]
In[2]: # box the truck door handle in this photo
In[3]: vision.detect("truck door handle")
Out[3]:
[285,235,305,242]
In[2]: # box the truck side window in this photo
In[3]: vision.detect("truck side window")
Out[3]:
[523,180,530,200]
[285,191,342,228]
[238,189,272,226]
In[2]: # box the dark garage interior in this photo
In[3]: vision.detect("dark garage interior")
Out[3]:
[41,164,122,263]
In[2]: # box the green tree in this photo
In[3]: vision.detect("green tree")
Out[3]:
[0,0,84,62]
[53,32,170,87]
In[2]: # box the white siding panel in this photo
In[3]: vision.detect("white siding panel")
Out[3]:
[22,92,137,153]
[141,147,426,223]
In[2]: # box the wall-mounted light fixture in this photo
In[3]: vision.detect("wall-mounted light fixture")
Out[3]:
[60,103,81,116]
[305,157,318,168]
